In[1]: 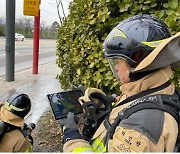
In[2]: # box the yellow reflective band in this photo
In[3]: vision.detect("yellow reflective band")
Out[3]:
[92,138,106,152]
[92,141,101,152]
[4,103,11,111]
[24,145,32,152]
[5,102,25,111]
[72,147,94,153]
[111,102,115,106]
[142,38,167,48]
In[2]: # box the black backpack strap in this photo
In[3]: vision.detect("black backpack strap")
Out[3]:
[0,123,19,141]
[114,80,171,108]
[0,122,27,141]
[19,129,28,138]
[105,80,171,124]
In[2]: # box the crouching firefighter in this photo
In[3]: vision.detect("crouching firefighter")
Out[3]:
[0,93,34,152]
[61,14,180,152]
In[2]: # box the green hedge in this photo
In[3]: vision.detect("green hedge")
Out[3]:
[56,0,180,94]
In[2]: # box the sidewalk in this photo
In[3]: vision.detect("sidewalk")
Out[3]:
[0,62,62,123]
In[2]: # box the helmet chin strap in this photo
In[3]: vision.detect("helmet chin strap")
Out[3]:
[129,69,159,82]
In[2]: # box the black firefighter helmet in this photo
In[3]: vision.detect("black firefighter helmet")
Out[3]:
[103,14,172,69]
[5,93,31,118]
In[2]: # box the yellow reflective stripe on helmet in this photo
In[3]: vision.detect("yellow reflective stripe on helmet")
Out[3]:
[142,38,167,48]
[91,138,106,152]
[5,102,25,111]
[114,28,127,38]
[72,147,94,153]
[105,28,127,42]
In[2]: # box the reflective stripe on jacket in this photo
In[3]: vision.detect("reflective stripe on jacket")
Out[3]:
[71,138,105,153]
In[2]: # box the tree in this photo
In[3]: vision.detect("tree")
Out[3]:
[15,17,33,37]
[51,21,59,33]
[0,16,5,36]
[14,17,57,39]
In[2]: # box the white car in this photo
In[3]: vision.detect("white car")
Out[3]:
[15,33,25,41]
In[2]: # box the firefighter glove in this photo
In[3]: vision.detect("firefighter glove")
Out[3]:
[61,112,84,144]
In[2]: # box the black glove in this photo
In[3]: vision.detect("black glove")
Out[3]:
[60,112,84,143]
[64,112,78,130]
[59,112,78,130]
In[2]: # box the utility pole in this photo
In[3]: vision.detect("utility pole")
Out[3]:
[5,0,16,82]
[33,0,41,74]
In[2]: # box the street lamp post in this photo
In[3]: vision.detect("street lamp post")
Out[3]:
[5,0,16,81]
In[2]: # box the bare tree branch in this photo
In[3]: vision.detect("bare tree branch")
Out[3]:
[60,0,66,19]
[56,0,63,25]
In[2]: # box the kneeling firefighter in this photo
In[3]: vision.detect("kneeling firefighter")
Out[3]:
[0,93,34,152]
[62,14,180,152]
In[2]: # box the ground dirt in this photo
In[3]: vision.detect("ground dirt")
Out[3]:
[31,109,63,152]
[31,108,84,152]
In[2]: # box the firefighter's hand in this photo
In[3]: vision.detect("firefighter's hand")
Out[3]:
[61,112,83,143]
[59,112,78,131]
[64,112,78,130]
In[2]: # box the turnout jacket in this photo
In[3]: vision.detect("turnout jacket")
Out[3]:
[63,66,178,152]
[0,103,32,152]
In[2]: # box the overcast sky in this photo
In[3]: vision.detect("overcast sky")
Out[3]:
[0,0,72,27]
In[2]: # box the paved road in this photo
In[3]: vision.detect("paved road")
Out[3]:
[0,39,57,76]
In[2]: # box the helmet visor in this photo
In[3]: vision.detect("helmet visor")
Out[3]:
[108,58,132,84]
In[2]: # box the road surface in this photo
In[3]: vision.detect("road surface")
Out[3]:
[0,38,57,76]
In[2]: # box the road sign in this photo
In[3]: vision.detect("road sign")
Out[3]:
[23,0,39,16]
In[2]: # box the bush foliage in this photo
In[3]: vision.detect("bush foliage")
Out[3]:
[56,0,180,94]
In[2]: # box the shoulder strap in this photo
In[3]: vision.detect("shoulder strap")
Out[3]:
[104,80,172,133]
[0,122,26,141]
[114,80,171,108]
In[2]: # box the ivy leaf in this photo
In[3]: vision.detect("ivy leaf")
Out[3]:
[171,0,178,9]
[93,71,101,81]
[138,0,144,4]
[89,19,96,25]
[163,3,169,8]
[103,6,108,13]
[151,3,157,7]
[142,5,150,10]
[166,10,174,15]
[102,58,108,64]
[98,67,106,72]
[89,14,94,19]
[77,69,81,75]
[89,62,95,68]
[144,0,151,4]
[159,10,165,18]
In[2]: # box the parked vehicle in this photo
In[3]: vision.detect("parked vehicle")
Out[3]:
[15,33,25,41]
